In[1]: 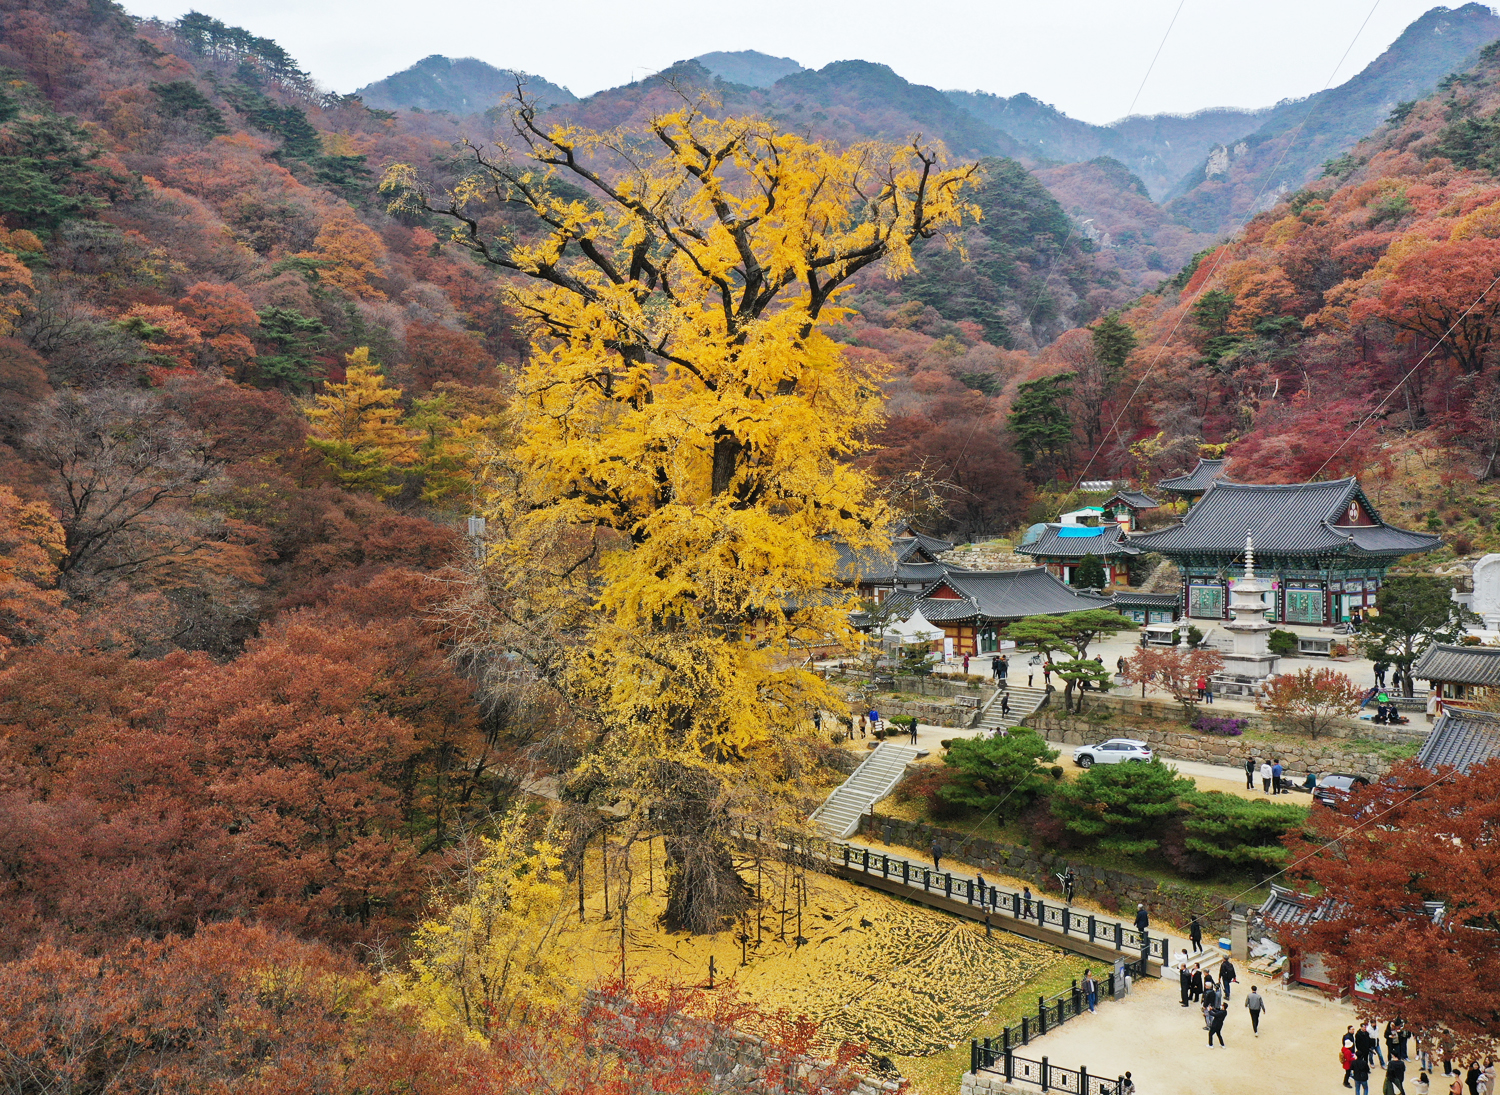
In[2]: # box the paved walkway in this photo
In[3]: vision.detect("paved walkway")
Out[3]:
[999,965,1357,1095]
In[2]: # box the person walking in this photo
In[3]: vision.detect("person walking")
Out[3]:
[993,656,1003,682]
[1043,661,1053,689]
[998,654,1009,689]
[931,838,942,872]
[1245,756,1256,789]
[1245,985,1266,1035]
[1062,867,1075,905]
[1218,956,1237,1003]
[1375,661,1388,688]
[1180,960,1193,1008]
[963,654,970,675]
[1272,758,1284,795]
[1134,902,1150,935]
[909,719,918,745]
[1189,914,1204,953]
[1352,1057,1371,1095]
[1207,1000,1227,1047]
[1023,885,1034,919]
[1001,692,1011,718]
[974,871,986,908]
[1388,1057,1408,1095]
[1082,969,1098,1013]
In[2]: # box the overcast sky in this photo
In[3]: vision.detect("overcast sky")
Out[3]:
[120,1,1468,125]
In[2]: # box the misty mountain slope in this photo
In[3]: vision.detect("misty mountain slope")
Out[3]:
[945,90,1270,199]
[692,50,805,87]
[355,55,576,114]
[1165,2,1500,231]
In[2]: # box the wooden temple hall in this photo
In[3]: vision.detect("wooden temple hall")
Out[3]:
[1129,477,1441,625]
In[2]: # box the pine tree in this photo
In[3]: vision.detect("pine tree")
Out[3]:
[1007,372,1075,483]
[1074,552,1107,590]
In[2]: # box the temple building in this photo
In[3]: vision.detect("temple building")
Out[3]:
[1129,478,1442,624]
[1102,488,1161,531]
[1157,458,1229,502]
[887,568,1113,656]
[1016,521,1143,587]
[833,528,955,604]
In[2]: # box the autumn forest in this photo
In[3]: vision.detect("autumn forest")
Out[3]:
[4,0,1500,1090]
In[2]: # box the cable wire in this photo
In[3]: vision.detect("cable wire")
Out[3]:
[1071,0,1385,489]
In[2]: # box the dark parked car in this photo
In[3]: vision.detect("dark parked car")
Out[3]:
[1313,772,1370,807]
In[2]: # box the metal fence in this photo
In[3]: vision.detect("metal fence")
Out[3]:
[830,843,1169,964]
[972,1043,1125,1095]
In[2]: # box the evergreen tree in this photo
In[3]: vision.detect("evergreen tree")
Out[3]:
[1051,760,1193,857]
[1357,575,1472,696]
[939,731,1058,818]
[1074,553,1107,590]
[1090,312,1136,374]
[1007,372,1075,483]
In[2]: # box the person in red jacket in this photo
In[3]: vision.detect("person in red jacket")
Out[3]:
[1343,1043,1358,1088]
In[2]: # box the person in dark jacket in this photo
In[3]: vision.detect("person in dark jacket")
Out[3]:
[1351,1057,1371,1095]
[931,838,942,871]
[1189,915,1203,952]
[1180,961,1193,1007]
[1218,957,1237,1003]
[1135,903,1149,933]
[1207,1002,1227,1047]
[1386,1057,1407,1095]
[1189,965,1204,1004]
[1245,756,1256,789]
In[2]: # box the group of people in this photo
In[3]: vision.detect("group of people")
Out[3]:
[1243,756,1296,794]
[1363,688,1411,725]
[1341,1020,1496,1095]
[1175,951,1263,1048]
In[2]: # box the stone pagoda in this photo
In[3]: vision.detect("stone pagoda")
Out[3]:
[1214,536,1281,696]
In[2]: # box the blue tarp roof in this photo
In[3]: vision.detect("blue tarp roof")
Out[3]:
[1056,526,1106,538]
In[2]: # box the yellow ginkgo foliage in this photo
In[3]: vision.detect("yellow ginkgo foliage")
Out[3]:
[384,101,979,932]
[388,810,571,1036]
[304,347,416,497]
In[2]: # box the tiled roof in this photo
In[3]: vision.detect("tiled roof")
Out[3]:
[1106,490,1160,510]
[1258,884,1336,929]
[1128,478,1441,558]
[1412,643,1500,687]
[1157,458,1229,494]
[834,531,954,585]
[1016,522,1143,560]
[1113,591,1181,606]
[1418,709,1500,774]
[913,568,1114,623]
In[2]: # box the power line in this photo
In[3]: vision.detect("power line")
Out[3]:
[1308,270,1500,480]
[1071,0,1385,489]
[950,0,1190,473]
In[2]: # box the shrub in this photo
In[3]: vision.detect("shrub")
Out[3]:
[1332,643,1349,657]
[939,731,1060,819]
[1180,791,1309,869]
[1267,629,1298,656]
[1049,765,1064,780]
[1049,759,1193,857]
[893,765,968,820]
[1017,795,1076,851]
[939,739,954,750]
[1185,625,1205,648]
[890,714,917,729]
[872,728,888,740]
[1191,714,1247,736]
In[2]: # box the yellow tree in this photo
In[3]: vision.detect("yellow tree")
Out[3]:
[304,347,416,497]
[389,809,572,1035]
[384,98,978,931]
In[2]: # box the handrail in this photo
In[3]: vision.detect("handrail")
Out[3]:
[731,826,1169,966]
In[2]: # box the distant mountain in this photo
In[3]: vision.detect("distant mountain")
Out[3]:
[944,91,1270,200]
[1165,2,1500,231]
[540,58,1023,160]
[355,55,576,114]
[692,50,804,87]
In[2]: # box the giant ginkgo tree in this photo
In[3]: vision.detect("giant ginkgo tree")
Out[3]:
[383,96,978,932]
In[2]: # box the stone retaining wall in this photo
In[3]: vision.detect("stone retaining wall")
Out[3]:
[1029,708,1410,781]
[862,813,1251,939]
[1083,693,1426,744]
[876,697,976,729]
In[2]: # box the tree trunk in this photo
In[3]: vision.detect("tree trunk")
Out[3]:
[646,761,752,934]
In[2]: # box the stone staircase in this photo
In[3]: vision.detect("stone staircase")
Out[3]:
[972,685,1050,733]
[810,742,921,839]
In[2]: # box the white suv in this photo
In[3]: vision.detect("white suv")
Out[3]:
[1072,739,1153,768]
